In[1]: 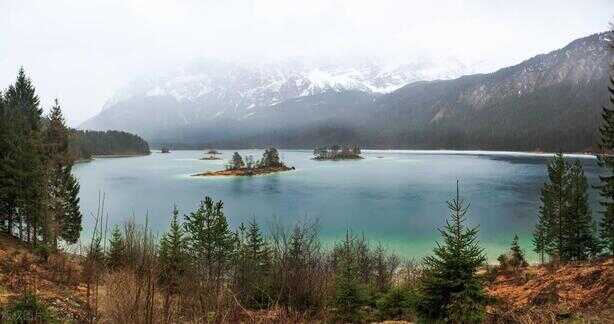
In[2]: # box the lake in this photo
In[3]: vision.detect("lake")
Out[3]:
[72,150,601,262]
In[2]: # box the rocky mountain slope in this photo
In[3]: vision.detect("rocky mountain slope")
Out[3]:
[228,32,612,151]
[80,56,485,143]
[82,33,611,151]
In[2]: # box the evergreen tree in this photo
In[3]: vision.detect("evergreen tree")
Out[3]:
[509,235,527,267]
[230,152,244,170]
[183,196,237,305]
[4,68,45,243]
[261,147,282,167]
[59,169,82,244]
[539,153,568,261]
[566,161,598,260]
[159,206,187,320]
[537,155,599,262]
[0,91,15,233]
[417,181,486,323]
[44,99,82,247]
[334,231,363,322]
[372,244,395,293]
[106,225,126,270]
[235,218,272,308]
[597,75,614,255]
[499,234,528,270]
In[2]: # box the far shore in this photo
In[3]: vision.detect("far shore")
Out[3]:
[151,148,599,157]
[74,152,150,163]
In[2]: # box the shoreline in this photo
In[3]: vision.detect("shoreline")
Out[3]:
[151,148,599,158]
[313,155,363,161]
[192,165,294,177]
[92,153,150,158]
[74,153,150,163]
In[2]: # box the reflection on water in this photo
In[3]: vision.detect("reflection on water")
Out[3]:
[73,150,600,262]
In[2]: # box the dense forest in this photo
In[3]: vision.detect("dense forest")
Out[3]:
[0,68,82,249]
[69,129,150,161]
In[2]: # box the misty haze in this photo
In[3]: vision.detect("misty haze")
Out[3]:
[1,1,614,323]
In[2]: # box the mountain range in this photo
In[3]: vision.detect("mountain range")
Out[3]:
[81,33,612,151]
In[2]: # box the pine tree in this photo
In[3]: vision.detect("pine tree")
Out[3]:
[159,206,187,320]
[509,235,528,269]
[372,244,395,293]
[4,68,45,243]
[597,75,614,255]
[106,225,126,270]
[183,196,237,306]
[334,231,362,322]
[566,161,598,260]
[0,91,14,233]
[235,218,272,308]
[44,99,82,247]
[230,152,244,170]
[540,153,568,261]
[417,181,486,323]
[60,168,82,244]
[261,147,281,167]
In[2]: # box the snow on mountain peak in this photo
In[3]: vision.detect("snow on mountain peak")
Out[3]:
[102,56,486,116]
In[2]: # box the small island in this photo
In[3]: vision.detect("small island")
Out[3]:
[193,147,294,177]
[200,149,223,160]
[313,144,363,160]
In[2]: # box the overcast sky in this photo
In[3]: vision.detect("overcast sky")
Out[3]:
[1,0,612,126]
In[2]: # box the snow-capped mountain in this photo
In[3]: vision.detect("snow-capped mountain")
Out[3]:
[81,56,487,140]
[82,33,610,152]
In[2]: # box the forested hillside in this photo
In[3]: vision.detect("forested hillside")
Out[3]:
[69,129,150,160]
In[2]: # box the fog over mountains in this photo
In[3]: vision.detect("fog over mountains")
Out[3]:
[81,32,612,151]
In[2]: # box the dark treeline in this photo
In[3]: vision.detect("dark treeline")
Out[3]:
[0,68,82,250]
[70,129,150,161]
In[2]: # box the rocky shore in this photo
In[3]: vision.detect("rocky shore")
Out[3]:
[192,165,294,177]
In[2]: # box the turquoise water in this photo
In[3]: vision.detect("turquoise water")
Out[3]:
[72,150,601,262]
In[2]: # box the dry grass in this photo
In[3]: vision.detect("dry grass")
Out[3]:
[486,258,614,323]
[0,233,88,322]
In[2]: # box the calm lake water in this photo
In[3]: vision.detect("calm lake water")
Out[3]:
[72,150,601,262]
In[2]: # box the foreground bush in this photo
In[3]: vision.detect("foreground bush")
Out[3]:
[2,292,57,324]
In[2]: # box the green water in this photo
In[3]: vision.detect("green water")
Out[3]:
[72,150,601,262]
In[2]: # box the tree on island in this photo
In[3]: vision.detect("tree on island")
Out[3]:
[245,155,255,176]
[230,152,245,170]
[417,181,487,322]
[313,144,362,160]
[260,147,282,167]
[204,149,222,159]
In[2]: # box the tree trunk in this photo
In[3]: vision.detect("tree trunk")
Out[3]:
[163,292,171,324]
